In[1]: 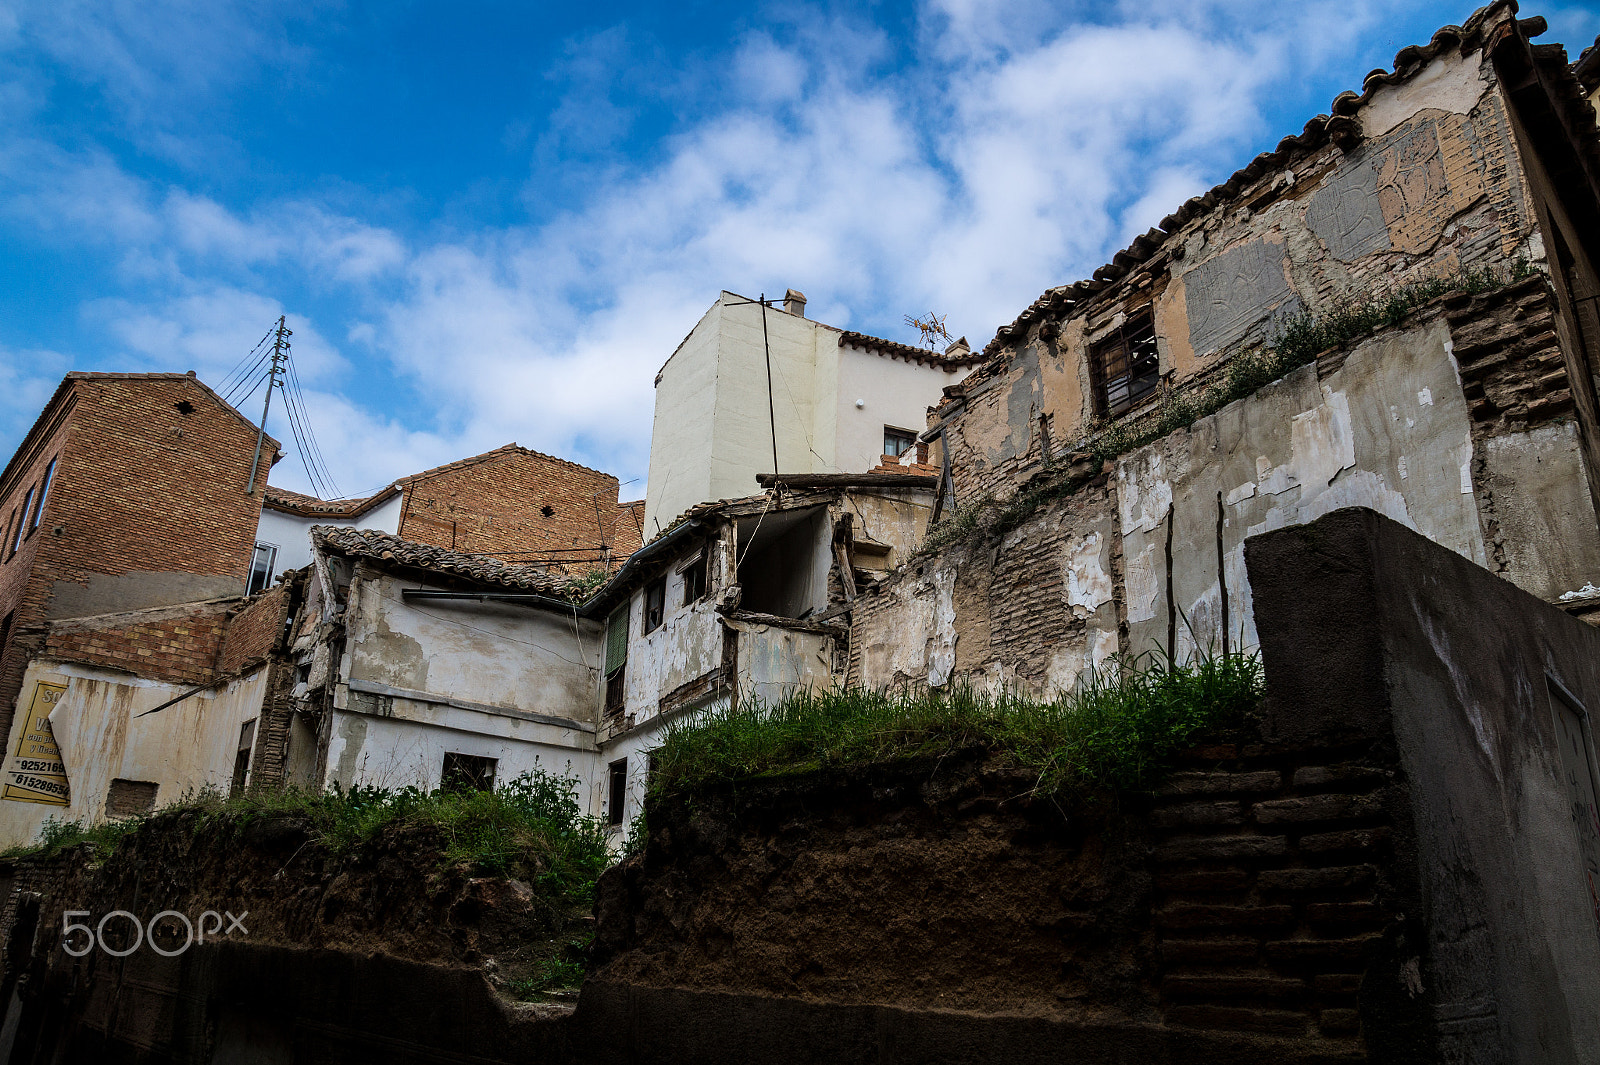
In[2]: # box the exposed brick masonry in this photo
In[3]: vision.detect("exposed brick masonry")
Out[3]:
[1149,744,1399,1043]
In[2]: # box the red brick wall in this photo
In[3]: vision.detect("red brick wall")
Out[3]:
[42,605,232,687]
[217,580,293,675]
[397,447,622,569]
[0,374,276,745]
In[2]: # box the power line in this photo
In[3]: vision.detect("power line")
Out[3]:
[285,356,341,498]
[217,326,275,398]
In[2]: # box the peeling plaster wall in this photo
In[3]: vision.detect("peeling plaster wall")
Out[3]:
[621,599,725,722]
[0,661,268,848]
[344,570,601,719]
[731,622,835,710]
[856,309,1600,695]
[1120,318,1488,660]
[943,48,1538,507]
[319,703,595,794]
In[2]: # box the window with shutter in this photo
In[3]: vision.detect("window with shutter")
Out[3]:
[605,607,629,676]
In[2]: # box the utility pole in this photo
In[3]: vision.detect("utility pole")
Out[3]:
[247,316,290,495]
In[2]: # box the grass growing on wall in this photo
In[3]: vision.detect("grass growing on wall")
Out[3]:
[1085,261,1531,465]
[650,649,1264,799]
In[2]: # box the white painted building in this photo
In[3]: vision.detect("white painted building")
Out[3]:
[643,289,981,538]
[296,528,604,800]
[250,486,403,596]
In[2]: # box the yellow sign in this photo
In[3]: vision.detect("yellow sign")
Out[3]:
[2,682,70,806]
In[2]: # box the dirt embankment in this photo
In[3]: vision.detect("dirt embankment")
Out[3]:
[594,750,1160,1023]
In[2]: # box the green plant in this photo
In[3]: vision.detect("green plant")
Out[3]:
[649,648,1263,800]
[1079,262,1533,468]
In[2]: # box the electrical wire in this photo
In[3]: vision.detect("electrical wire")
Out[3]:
[217,327,275,398]
[285,356,341,498]
[222,349,272,405]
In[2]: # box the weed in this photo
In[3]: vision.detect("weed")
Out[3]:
[650,648,1263,799]
[1081,262,1530,467]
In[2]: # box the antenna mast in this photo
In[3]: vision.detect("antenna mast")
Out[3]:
[247,316,290,495]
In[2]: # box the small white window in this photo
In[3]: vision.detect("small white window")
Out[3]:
[10,488,33,556]
[246,543,277,595]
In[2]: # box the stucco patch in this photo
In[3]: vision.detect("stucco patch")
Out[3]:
[1125,544,1161,625]
[1063,531,1113,618]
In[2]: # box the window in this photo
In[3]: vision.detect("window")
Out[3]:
[0,612,12,659]
[10,488,33,557]
[607,758,628,826]
[28,458,55,534]
[442,752,497,793]
[246,543,278,596]
[1090,310,1160,418]
[884,426,917,458]
[604,607,628,717]
[0,511,12,562]
[643,578,666,634]
[106,779,158,818]
[231,720,256,797]
[681,551,707,605]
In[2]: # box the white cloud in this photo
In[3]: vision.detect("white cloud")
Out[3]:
[0,0,1462,500]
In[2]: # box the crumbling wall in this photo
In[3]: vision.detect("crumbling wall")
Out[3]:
[583,509,1600,1065]
[857,288,1600,694]
[941,35,1540,508]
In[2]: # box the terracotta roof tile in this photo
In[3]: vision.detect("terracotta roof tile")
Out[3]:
[312,526,578,597]
[836,331,985,368]
[263,484,400,518]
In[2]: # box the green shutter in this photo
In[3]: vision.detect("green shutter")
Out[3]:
[605,607,629,676]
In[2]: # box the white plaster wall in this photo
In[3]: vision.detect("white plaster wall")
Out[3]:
[319,706,598,797]
[645,292,970,535]
[732,621,836,708]
[0,662,268,848]
[710,297,820,511]
[345,572,602,723]
[253,492,402,579]
[644,303,721,537]
[836,345,971,473]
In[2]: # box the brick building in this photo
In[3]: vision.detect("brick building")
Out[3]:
[254,444,642,587]
[0,372,280,752]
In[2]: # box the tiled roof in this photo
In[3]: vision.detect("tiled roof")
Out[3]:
[397,442,616,486]
[973,1,1528,364]
[263,484,399,518]
[836,331,985,368]
[312,526,578,597]
[1575,33,1600,90]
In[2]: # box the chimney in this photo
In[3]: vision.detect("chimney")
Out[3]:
[784,289,807,317]
[944,335,970,357]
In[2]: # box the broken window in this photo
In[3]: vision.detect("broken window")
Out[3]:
[105,779,158,818]
[884,426,917,458]
[607,758,628,826]
[643,578,666,633]
[1090,309,1160,418]
[442,752,497,793]
[231,719,256,797]
[680,550,707,605]
[246,543,277,596]
[736,507,829,618]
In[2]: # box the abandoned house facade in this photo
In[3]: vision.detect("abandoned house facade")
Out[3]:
[642,288,981,537]
[851,4,1600,695]
[0,372,284,827]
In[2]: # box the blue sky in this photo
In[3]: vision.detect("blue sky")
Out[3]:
[3,0,1597,500]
